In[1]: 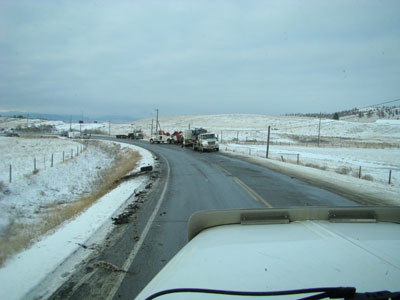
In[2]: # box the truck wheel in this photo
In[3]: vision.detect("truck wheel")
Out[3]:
[200,146,204,152]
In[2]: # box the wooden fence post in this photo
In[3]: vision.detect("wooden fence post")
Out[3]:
[51,154,54,167]
[9,164,12,183]
[297,154,300,165]
[389,170,392,184]
[34,158,36,171]
[266,126,271,158]
[63,151,65,162]
[358,166,362,179]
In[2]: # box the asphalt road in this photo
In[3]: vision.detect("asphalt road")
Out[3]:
[48,139,357,300]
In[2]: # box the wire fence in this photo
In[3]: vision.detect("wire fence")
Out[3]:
[5,144,87,184]
[222,143,398,186]
[218,129,400,149]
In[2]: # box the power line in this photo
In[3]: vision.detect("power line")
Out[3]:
[282,97,400,130]
[366,98,400,108]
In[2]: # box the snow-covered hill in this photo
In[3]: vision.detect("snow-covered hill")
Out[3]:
[129,113,400,144]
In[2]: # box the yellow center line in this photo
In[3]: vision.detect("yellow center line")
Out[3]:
[233,177,273,208]
[208,160,272,208]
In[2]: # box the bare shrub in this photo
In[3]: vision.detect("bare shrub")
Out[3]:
[335,166,352,175]
[305,163,327,171]
[362,174,374,181]
[0,181,6,193]
[33,169,39,175]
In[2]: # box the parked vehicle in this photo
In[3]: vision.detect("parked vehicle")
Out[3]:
[128,130,144,140]
[6,132,19,137]
[183,128,207,148]
[170,131,183,144]
[149,130,171,144]
[183,128,219,151]
[80,133,91,139]
[67,131,80,138]
[194,132,219,152]
[115,134,128,139]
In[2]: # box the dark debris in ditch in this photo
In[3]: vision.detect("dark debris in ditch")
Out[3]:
[113,166,154,185]
[111,203,140,225]
[111,169,156,225]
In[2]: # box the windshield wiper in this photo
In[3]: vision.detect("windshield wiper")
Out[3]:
[143,287,400,300]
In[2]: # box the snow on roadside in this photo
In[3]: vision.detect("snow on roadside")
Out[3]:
[222,143,400,187]
[0,137,116,233]
[221,145,400,206]
[0,136,88,183]
[0,142,154,300]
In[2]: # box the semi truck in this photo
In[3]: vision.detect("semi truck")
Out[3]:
[128,130,144,140]
[193,132,219,152]
[183,128,207,148]
[116,130,144,140]
[183,128,219,152]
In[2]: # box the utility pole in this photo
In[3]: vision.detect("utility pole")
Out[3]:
[151,119,154,136]
[317,113,322,147]
[109,120,111,136]
[155,109,159,133]
[266,126,271,158]
[70,116,72,131]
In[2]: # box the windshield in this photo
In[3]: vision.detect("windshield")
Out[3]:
[0,1,399,300]
[201,134,216,139]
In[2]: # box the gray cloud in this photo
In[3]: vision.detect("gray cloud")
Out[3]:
[1,0,399,118]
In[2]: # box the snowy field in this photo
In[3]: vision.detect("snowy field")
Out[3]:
[0,141,154,300]
[223,144,400,187]
[0,137,116,234]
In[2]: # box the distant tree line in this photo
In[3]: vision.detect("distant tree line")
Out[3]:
[286,105,400,120]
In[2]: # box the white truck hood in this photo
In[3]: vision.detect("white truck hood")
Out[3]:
[136,207,400,300]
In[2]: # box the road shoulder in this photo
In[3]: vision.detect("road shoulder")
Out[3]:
[222,151,400,206]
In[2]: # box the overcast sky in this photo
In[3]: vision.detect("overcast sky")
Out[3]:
[1,0,399,119]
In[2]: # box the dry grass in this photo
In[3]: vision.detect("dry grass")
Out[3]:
[362,174,374,181]
[0,146,141,266]
[304,163,327,171]
[335,166,352,175]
